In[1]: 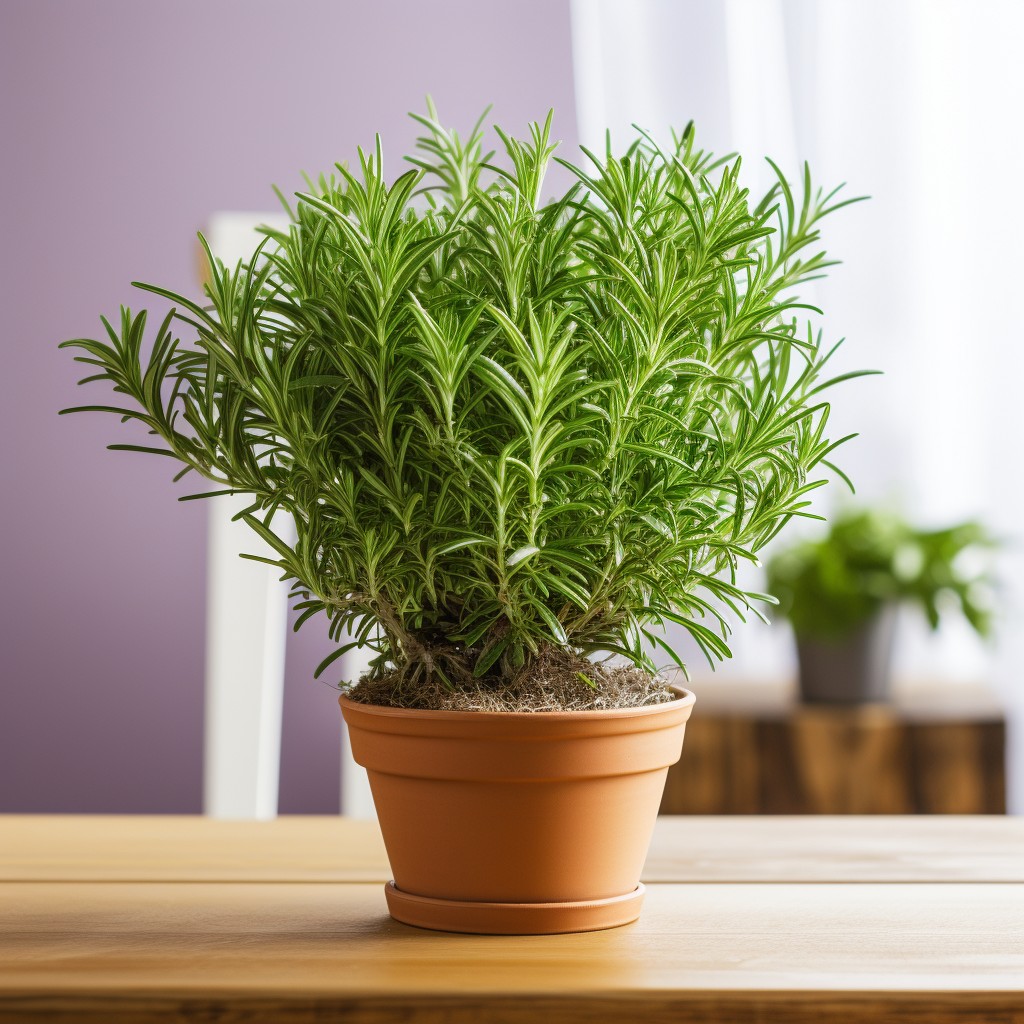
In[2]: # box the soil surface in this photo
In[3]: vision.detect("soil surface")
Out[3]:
[344,650,677,712]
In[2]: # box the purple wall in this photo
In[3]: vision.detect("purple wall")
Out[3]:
[0,0,578,812]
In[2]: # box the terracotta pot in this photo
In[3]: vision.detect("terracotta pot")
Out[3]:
[339,686,695,934]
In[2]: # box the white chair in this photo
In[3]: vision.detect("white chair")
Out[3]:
[201,212,375,820]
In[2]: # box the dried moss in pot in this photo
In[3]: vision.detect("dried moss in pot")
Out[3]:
[346,651,675,712]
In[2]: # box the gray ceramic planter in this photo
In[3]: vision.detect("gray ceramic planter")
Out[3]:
[795,604,898,703]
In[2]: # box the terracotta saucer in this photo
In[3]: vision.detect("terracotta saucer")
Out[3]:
[384,881,646,935]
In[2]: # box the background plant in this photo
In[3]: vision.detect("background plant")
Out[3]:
[61,103,868,690]
[766,508,998,640]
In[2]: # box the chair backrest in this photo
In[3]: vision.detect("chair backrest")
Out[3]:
[202,212,375,820]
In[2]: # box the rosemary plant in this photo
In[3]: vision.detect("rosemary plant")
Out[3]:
[61,104,867,700]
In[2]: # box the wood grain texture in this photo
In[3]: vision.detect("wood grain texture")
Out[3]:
[5,815,1024,883]
[911,721,1006,813]
[4,994,1023,1024]
[2,880,1023,1022]
[0,815,390,882]
[642,815,1024,882]
[2,816,1023,1022]
[662,680,1007,815]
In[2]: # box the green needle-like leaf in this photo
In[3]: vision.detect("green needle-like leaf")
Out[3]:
[60,103,868,688]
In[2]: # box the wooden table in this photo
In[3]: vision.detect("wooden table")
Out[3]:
[2,815,1023,1022]
[662,680,1006,814]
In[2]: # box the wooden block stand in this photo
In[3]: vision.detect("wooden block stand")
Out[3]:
[662,681,1006,815]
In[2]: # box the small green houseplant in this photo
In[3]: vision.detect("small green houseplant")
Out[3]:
[62,105,865,932]
[767,508,996,702]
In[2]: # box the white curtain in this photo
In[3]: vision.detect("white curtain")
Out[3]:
[571,0,1024,809]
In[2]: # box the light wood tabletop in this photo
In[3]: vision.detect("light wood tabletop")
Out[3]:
[2,815,1022,1022]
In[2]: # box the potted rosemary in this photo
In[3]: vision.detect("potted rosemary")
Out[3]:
[61,105,865,933]
[767,509,997,703]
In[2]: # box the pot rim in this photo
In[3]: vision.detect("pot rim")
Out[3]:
[339,684,694,723]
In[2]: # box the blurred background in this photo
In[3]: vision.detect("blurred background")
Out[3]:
[2,0,1021,814]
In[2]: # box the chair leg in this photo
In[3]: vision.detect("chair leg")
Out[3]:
[204,495,292,820]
